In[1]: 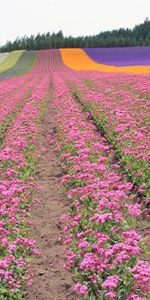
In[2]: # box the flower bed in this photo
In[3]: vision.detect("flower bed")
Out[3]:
[84,47,150,66]
[49,73,150,300]
[0,53,50,298]
[64,72,150,199]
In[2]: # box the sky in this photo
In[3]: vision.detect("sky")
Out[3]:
[0,0,150,45]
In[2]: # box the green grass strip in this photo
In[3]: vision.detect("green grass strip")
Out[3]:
[0,51,37,80]
[0,50,25,73]
[0,52,9,64]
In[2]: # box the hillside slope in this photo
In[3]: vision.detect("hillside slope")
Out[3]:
[0,50,36,80]
[84,46,150,66]
[60,48,150,73]
[0,50,24,73]
[0,52,9,64]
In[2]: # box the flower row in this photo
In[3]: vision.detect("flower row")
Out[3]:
[0,53,50,298]
[48,73,150,299]
[64,71,150,199]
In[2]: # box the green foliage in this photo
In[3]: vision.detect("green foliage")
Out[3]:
[0,286,24,300]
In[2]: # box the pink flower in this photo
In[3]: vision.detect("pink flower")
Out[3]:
[105,291,117,299]
[126,204,142,217]
[78,240,90,249]
[90,213,113,224]
[9,244,16,252]
[74,282,88,296]
[2,238,8,247]
[102,275,119,290]
[131,260,150,293]
[127,293,147,300]
[80,253,100,271]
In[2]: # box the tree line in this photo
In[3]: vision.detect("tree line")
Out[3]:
[1,18,150,52]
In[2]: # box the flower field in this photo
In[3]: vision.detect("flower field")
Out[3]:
[84,47,150,66]
[60,48,150,73]
[0,48,150,300]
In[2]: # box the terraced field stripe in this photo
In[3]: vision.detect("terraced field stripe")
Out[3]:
[0,52,9,64]
[0,50,37,80]
[83,47,150,66]
[48,49,69,71]
[0,50,25,73]
[60,48,150,74]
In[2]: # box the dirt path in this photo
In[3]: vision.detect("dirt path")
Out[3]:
[25,113,78,300]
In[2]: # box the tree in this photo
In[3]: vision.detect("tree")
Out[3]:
[1,19,150,52]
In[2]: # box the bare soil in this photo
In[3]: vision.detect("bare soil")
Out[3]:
[25,115,79,300]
